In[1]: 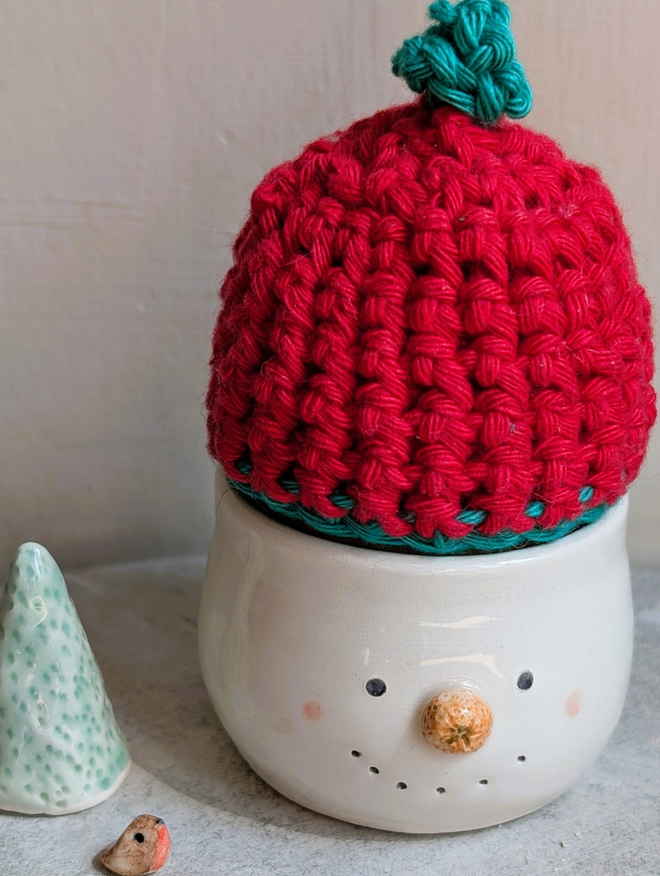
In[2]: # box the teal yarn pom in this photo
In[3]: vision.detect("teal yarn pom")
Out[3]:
[392,0,532,124]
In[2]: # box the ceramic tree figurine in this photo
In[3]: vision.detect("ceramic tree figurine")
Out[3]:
[0,543,131,815]
[201,0,655,832]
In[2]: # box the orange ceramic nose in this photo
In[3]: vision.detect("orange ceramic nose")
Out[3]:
[422,688,493,754]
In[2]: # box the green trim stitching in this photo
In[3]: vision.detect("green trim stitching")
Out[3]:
[228,466,605,556]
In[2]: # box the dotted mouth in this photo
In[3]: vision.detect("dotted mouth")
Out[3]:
[350,748,527,791]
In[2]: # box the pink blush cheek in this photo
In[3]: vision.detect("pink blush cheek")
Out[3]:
[565,690,583,718]
[303,700,322,721]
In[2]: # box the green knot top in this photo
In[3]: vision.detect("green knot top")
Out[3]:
[392,0,532,124]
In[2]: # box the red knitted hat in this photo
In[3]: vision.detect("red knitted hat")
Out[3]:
[207,0,656,554]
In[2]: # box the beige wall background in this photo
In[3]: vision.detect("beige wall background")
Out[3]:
[1,0,658,572]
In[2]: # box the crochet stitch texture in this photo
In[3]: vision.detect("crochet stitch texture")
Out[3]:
[206,99,655,552]
[392,0,532,123]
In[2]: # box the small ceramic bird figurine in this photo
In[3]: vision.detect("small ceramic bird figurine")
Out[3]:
[101,815,171,876]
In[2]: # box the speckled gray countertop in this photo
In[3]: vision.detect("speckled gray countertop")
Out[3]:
[1,557,659,876]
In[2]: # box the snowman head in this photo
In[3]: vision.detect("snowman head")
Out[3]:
[200,485,632,832]
[202,0,652,834]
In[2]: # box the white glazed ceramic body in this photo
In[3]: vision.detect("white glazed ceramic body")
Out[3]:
[200,470,633,833]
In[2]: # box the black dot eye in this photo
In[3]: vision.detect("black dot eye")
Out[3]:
[517,671,534,691]
[366,678,386,697]
[133,833,145,844]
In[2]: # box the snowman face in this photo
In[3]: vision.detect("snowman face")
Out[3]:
[200,489,632,833]
[328,665,535,806]
[280,604,554,831]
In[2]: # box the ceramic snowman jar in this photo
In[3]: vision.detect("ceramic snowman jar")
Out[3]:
[201,0,655,835]
[200,470,632,833]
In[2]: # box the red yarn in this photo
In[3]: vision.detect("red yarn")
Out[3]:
[207,99,656,540]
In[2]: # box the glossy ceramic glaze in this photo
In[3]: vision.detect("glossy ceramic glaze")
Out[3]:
[200,470,633,833]
[0,544,131,815]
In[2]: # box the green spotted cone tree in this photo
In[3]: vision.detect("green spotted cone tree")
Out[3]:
[0,543,131,814]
